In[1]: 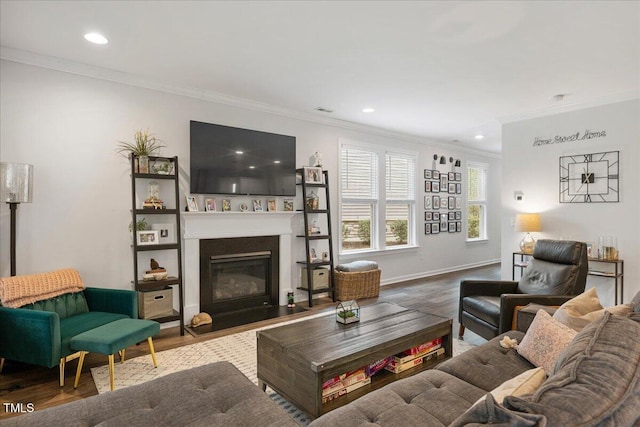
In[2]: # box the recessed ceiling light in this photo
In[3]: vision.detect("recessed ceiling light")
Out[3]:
[249,165,255,169]
[235,151,244,154]
[474,134,484,140]
[362,107,375,113]
[274,160,281,164]
[84,32,108,45]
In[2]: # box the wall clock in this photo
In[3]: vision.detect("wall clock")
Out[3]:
[559,151,619,203]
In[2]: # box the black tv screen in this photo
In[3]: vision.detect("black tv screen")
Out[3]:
[190,120,296,196]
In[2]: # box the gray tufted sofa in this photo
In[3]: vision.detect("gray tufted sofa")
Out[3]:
[3,361,297,427]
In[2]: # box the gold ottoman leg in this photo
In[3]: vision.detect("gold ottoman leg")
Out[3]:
[108,354,115,391]
[148,337,158,368]
[119,349,126,363]
[74,352,86,389]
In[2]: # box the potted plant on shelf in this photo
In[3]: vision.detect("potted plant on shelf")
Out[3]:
[116,129,166,173]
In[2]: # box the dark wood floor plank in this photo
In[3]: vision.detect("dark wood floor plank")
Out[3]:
[0,263,497,419]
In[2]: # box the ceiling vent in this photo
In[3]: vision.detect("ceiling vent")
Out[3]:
[315,107,334,113]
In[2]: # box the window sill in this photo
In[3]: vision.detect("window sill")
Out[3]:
[339,245,419,259]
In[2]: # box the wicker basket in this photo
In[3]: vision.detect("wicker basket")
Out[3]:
[334,269,381,300]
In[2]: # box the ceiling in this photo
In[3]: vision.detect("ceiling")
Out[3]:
[1,1,638,153]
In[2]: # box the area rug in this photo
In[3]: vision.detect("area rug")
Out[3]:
[91,313,475,425]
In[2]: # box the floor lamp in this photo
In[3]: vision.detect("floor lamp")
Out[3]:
[1,162,33,276]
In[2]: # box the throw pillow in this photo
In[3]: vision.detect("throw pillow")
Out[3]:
[553,287,633,331]
[505,312,640,426]
[516,309,577,374]
[473,367,547,406]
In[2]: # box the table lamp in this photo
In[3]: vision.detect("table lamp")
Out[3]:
[1,162,34,276]
[515,213,541,254]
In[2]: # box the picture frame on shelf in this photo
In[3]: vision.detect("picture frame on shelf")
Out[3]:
[240,202,249,212]
[204,198,216,212]
[304,166,323,184]
[151,223,174,244]
[424,169,432,179]
[186,196,198,212]
[253,199,263,212]
[222,199,231,212]
[267,199,277,211]
[137,230,159,246]
[284,198,294,211]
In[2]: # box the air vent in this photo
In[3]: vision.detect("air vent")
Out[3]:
[315,107,334,113]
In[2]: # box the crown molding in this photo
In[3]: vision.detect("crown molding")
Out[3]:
[498,92,640,124]
[1,47,500,159]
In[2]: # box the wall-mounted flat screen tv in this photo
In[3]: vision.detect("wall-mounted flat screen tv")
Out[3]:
[190,120,296,196]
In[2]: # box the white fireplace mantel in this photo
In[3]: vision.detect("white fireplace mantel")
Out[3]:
[181,211,301,321]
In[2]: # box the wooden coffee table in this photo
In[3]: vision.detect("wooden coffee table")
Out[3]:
[257,302,452,418]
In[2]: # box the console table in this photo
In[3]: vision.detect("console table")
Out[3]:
[512,252,624,304]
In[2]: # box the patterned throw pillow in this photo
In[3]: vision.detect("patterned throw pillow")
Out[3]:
[516,309,577,374]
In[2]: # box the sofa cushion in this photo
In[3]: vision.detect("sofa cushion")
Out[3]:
[438,331,534,392]
[504,312,640,426]
[516,309,577,374]
[461,296,500,326]
[553,287,632,331]
[3,361,298,427]
[59,311,129,356]
[474,367,546,406]
[23,291,89,319]
[309,370,486,427]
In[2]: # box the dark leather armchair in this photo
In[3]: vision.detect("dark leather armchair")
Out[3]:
[459,240,588,340]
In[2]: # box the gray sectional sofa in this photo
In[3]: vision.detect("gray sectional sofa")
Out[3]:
[6,292,640,426]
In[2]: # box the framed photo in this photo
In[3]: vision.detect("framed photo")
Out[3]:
[441,197,448,209]
[284,198,294,211]
[137,230,158,246]
[456,197,462,210]
[456,221,462,232]
[222,199,231,212]
[455,210,462,220]
[432,223,440,234]
[433,170,440,180]
[204,198,216,212]
[151,223,174,244]
[186,196,198,212]
[304,166,323,184]
[448,183,456,194]
[425,211,432,221]
[433,195,440,210]
[424,195,432,209]
[455,172,462,182]
[448,211,455,221]
[440,174,448,190]
[456,183,462,194]
[239,202,249,212]
[267,199,277,211]
[253,199,263,212]
[448,196,455,209]
[425,223,431,235]
[448,172,455,181]
[425,181,432,193]
[432,182,440,192]
[449,222,456,233]
[424,169,432,179]
[440,213,448,228]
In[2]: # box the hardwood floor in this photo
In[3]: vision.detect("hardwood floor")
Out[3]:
[0,263,498,420]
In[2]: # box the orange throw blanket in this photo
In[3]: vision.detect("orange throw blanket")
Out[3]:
[0,268,85,308]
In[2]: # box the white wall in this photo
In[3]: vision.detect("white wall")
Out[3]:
[502,100,640,307]
[0,59,501,302]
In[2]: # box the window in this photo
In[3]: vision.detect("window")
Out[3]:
[467,162,488,240]
[340,143,416,253]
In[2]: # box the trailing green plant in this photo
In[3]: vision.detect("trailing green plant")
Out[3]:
[116,129,166,158]
[128,218,148,232]
[357,219,371,245]
[390,219,408,243]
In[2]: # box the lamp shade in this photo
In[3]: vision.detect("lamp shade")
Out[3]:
[515,213,541,232]
[0,162,33,203]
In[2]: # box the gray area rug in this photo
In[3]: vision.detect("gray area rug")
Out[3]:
[91,312,475,425]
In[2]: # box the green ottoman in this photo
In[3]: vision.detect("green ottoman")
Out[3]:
[70,318,160,390]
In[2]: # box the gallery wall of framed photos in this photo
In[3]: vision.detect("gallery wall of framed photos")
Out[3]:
[423,167,463,236]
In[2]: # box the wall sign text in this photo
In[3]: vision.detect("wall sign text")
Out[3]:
[533,129,607,146]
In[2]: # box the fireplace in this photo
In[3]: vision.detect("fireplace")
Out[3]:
[200,236,279,315]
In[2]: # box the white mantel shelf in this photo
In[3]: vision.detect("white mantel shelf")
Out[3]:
[180,210,301,321]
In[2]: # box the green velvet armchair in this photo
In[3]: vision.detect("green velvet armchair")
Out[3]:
[0,287,137,386]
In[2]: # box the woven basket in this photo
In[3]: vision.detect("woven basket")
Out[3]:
[335,269,381,300]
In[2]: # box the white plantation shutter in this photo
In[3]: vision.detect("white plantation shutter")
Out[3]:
[341,147,378,200]
[386,153,415,201]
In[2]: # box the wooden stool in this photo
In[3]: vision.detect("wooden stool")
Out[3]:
[70,318,160,391]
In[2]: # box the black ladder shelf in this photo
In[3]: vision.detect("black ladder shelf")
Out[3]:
[296,168,336,307]
[130,155,185,335]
